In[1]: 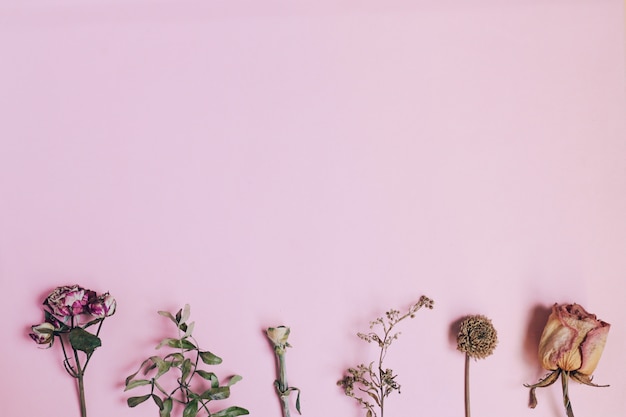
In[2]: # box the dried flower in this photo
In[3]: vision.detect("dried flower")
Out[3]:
[338,295,434,417]
[538,303,609,375]
[457,315,498,360]
[43,285,96,321]
[525,303,610,417]
[267,326,291,352]
[88,292,117,318]
[456,314,497,417]
[29,322,55,346]
[30,285,116,417]
[266,326,301,417]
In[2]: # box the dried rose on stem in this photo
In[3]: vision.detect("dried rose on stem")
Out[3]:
[525,303,610,417]
[29,285,116,417]
[267,326,301,417]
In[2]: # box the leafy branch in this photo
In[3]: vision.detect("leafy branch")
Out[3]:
[125,305,249,417]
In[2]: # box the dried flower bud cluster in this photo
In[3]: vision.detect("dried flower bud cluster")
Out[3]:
[338,296,434,417]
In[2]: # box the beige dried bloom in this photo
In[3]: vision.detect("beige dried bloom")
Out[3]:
[457,314,498,417]
[457,314,498,359]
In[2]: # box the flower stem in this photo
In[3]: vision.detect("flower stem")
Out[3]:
[77,372,87,417]
[561,371,574,417]
[464,353,471,417]
[276,352,291,417]
[278,352,288,392]
[279,393,291,417]
[74,350,87,417]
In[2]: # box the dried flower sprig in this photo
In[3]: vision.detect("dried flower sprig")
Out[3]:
[524,303,610,417]
[267,326,301,417]
[338,295,434,417]
[125,304,249,417]
[456,315,498,417]
[29,285,116,417]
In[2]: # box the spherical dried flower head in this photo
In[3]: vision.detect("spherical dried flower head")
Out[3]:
[457,315,498,359]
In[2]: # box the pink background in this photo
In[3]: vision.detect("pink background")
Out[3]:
[1,1,625,416]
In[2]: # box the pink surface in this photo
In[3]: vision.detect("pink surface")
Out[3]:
[1,1,625,416]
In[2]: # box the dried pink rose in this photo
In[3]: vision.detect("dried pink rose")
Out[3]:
[525,303,610,417]
[44,285,96,319]
[30,285,116,417]
[538,303,610,375]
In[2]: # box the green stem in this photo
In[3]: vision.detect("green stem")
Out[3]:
[276,351,290,417]
[280,393,291,417]
[464,353,471,417]
[74,350,87,417]
[278,352,288,392]
[562,371,574,417]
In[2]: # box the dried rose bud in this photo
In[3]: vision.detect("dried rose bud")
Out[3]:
[267,326,290,351]
[89,292,117,318]
[538,303,609,375]
[29,322,55,347]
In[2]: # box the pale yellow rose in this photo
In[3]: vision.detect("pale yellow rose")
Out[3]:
[267,326,290,348]
[538,303,610,375]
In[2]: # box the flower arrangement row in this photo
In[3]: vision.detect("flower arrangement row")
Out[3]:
[29,285,610,417]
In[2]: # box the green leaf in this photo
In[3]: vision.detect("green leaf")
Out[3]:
[182,399,198,417]
[183,321,195,338]
[127,394,151,407]
[156,338,196,350]
[212,406,250,417]
[169,338,197,350]
[68,327,102,354]
[164,352,185,364]
[156,338,177,349]
[152,394,164,410]
[181,358,193,383]
[158,310,177,325]
[180,304,191,324]
[199,350,223,365]
[227,375,243,387]
[159,398,173,417]
[126,358,152,385]
[294,388,302,414]
[282,387,302,414]
[196,370,219,387]
[150,356,172,379]
[124,379,152,391]
[199,386,230,401]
